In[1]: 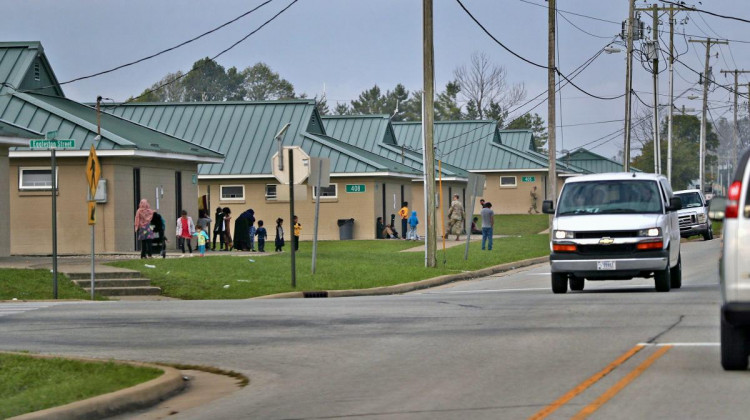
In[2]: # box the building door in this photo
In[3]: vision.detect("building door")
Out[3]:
[133,168,141,250]
[175,171,182,219]
[382,183,386,222]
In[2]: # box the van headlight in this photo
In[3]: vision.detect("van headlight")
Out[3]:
[697,213,707,223]
[554,230,574,239]
[637,227,661,237]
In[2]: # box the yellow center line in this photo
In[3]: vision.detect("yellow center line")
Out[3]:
[528,344,645,420]
[572,345,673,420]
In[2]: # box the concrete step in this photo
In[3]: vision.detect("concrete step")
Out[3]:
[83,286,162,296]
[72,279,152,288]
[66,271,141,280]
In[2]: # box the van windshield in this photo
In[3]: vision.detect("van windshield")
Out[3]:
[557,180,663,215]
[674,191,704,208]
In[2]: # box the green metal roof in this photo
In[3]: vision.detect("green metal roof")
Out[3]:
[0,42,64,97]
[0,42,222,160]
[499,129,536,153]
[322,115,468,178]
[110,101,420,177]
[566,148,641,173]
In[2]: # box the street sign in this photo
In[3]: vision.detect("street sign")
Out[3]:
[86,145,101,198]
[45,130,57,140]
[522,176,536,182]
[345,184,366,193]
[29,139,75,149]
[309,157,330,188]
[87,201,96,225]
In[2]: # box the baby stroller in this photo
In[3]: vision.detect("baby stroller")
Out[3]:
[150,212,167,258]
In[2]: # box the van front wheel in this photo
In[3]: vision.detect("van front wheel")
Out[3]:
[552,273,568,294]
[654,264,671,292]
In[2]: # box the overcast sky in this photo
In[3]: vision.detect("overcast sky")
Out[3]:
[3,0,749,160]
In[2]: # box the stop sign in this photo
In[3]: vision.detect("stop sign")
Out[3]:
[272,146,310,185]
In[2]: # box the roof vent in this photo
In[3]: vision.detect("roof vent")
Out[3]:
[33,62,40,81]
[190,147,200,152]
[150,143,160,148]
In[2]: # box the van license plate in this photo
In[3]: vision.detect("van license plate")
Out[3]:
[597,261,616,270]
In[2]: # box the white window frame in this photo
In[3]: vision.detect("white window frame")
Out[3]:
[19,166,57,190]
[312,183,338,199]
[220,185,245,201]
[499,176,517,188]
[265,184,277,200]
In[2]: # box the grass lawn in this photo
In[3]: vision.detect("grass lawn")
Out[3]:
[478,214,549,236]
[0,353,162,418]
[0,269,100,301]
[110,235,549,299]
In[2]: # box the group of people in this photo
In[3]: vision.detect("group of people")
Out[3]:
[374,195,494,248]
[133,199,301,258]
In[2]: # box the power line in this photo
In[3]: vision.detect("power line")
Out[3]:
[7,0,274,95]
[108,0,298,108]
[658,0,750,25]
[455,0,624,101]
[557,10,614,39]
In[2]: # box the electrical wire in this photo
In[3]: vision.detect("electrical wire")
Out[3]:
[107,0,298,108]
[557,10,614,39]
[658,0,750,25]
[7,0,275,95]
[455,0,624,101]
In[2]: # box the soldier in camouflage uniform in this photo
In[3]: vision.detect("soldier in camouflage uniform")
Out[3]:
[528,186,540,214]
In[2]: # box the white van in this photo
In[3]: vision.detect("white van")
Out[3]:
[542,173,682,293]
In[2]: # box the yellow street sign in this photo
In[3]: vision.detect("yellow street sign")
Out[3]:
[87,201,96,225]
[86,145,101,197]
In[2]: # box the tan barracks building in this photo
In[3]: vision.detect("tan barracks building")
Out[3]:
[0,42,223,255]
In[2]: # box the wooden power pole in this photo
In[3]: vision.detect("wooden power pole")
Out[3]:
[548,0,556,216]
[720,69,750,175]
[689,38,727,193]
[422,0,437,267]
[623,0,636,172]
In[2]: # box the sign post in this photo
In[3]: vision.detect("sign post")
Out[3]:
[309,158,330,274]
[464,173,486,261]
[86,145,101,300]
[29,131,75,299]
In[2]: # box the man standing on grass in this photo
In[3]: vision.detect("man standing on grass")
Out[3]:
[398,201,409,240]
[481,202,494,251]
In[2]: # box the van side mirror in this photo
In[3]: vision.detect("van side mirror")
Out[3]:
[542,200,555,214]
[708,196,726,221]
[666,197,682,212]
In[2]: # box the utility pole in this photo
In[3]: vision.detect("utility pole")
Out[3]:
[548,0,556,215]
[689,38,727,194]
[651,4,661,174]
[667,5,675,182]
[720,69,750,175]
[422,0,437,268]
[623,0,636,172]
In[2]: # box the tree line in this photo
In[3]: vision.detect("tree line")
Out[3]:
[130,52,549,151]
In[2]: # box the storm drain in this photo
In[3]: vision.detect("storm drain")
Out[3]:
[303,291,329,298]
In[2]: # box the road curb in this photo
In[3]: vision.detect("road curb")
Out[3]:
[256,256,549,299]
[5,352,185,420]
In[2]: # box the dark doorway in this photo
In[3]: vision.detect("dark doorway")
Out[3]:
[133,168,141,250]
[175,171,182,220]
[400,185,404,208]
[382,183,386,221]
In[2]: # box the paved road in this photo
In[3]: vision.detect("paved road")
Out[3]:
[1,240,747,419]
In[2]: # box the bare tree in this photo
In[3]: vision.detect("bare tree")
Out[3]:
[453,52,526,121]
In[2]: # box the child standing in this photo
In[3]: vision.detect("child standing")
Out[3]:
[256,220,267,252]
[248,220,257,252]
[407,210,419,240]
[293,215,301,251]
[193,225,210,257]
[274,218,285,252]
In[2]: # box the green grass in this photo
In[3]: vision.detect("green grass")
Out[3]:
[0,269,102,301]
[482,214,549,236]
[0,353,162,418]
[110,235,549,299]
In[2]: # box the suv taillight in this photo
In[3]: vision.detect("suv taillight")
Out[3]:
[726,181,742,219]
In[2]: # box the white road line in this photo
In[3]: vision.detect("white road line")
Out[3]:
[0,302,78,317]
[638,342,720,347]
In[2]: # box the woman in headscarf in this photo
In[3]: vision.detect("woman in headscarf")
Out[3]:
[447,194,465,241]
[134,199,155,259]
[234,209,255,251]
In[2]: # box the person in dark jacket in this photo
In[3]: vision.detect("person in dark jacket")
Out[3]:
[234,209,255,251]
[275,218,285,252]
[212,207,224,251]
